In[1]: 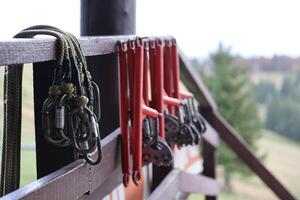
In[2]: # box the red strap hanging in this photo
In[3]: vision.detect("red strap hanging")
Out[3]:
[117,42,130,187]
[149,39,180,139]
[130,38,159,186]
[171,39,193,101]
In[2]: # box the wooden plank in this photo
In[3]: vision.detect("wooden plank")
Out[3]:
[88,130,121,193]
[1,129,122,200]
[148,170,180,200]
[33,60,76,178]
[179,172,219,196]
[179,50,217,110]
[0,36,132,66]
[79,166,122,200]
[201,107,218,200]
[209,110,296,200]
[149,170,219,200]
[202,120,219,149]
[0,36,176,66]
[81,0,136,138]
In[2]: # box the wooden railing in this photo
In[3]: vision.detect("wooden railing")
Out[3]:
[0,36,296,200]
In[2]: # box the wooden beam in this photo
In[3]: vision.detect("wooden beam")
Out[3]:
[148,170,180,200]
[79,166,123,200]
[0,36,132,66]
[179,50,217,110]
[202,120,219,149]
[148,170,219,200]
[0,36,176,66]
[1,129,121,200]
[202,140,217,200]
[208,110,296,200]
[81,0,136,137]
[179,171,219,196]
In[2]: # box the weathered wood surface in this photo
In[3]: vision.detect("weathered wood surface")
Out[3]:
[201,107,217,200]
[148,170,180,200]
[148,170,219,200]
[2,129,121,200]
[0,36,133,66]
[202,140,217,200]
[0,36,177,66]
[202,120,219,149]
[180,171,219,196]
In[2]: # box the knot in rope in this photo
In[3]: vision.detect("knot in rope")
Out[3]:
[49,85,61,97]
[61,83,75,97]
[86,71,92,80]
[78,63,85,83]
[74,95,89,111]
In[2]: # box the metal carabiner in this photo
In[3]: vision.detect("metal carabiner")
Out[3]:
[69,108,93,154]
[55,93,72,144]
[69,106,102,164]
[42,96,69,146]
[190,98,207,134]
[91,81,101,122]
[83,107,102,165]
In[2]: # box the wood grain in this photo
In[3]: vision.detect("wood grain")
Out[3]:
[179,171,219,196]
[148,170,219,200]
[1,129,121,200]
[148,170,180,200]
[0,36,133,66]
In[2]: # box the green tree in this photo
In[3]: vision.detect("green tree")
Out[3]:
[253,81,276,104]
[204,44,262,191]
[265,72,300,141]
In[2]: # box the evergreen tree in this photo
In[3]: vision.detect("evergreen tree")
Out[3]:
[204,43,262,191]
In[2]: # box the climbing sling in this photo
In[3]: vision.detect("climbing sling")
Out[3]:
[0,26,102,196]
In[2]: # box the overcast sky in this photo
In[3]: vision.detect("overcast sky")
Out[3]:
[1,0,300,58]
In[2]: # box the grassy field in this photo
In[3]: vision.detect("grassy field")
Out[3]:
[189,130,300,200]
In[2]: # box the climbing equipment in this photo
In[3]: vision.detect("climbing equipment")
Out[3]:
[117,37,206,187]
[1,25,102,196]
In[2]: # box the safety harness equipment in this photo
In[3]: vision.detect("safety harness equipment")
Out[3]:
[1,25,102,196]
[117,37,207,188]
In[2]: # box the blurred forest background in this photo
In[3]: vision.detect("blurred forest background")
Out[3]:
[190,44,300,200]
[0,43,300,200]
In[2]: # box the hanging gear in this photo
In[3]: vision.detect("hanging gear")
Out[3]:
[117,38,174,187]
[1,26,68,196]
[1,26,103,196]
[163,38,207,147]
[142,40,173,168]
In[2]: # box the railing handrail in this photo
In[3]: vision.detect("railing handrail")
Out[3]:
[179,50,296,200]
[0,35,295,200]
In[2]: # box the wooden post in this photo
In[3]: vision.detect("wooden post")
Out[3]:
[80,0,136,138]
[33,0,136,178]
[201,107,217,200]
[33,61,76,178]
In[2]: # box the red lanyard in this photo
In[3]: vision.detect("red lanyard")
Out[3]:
[117,37,204,187]
[118,38,159,186]
[149,39,180,139]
